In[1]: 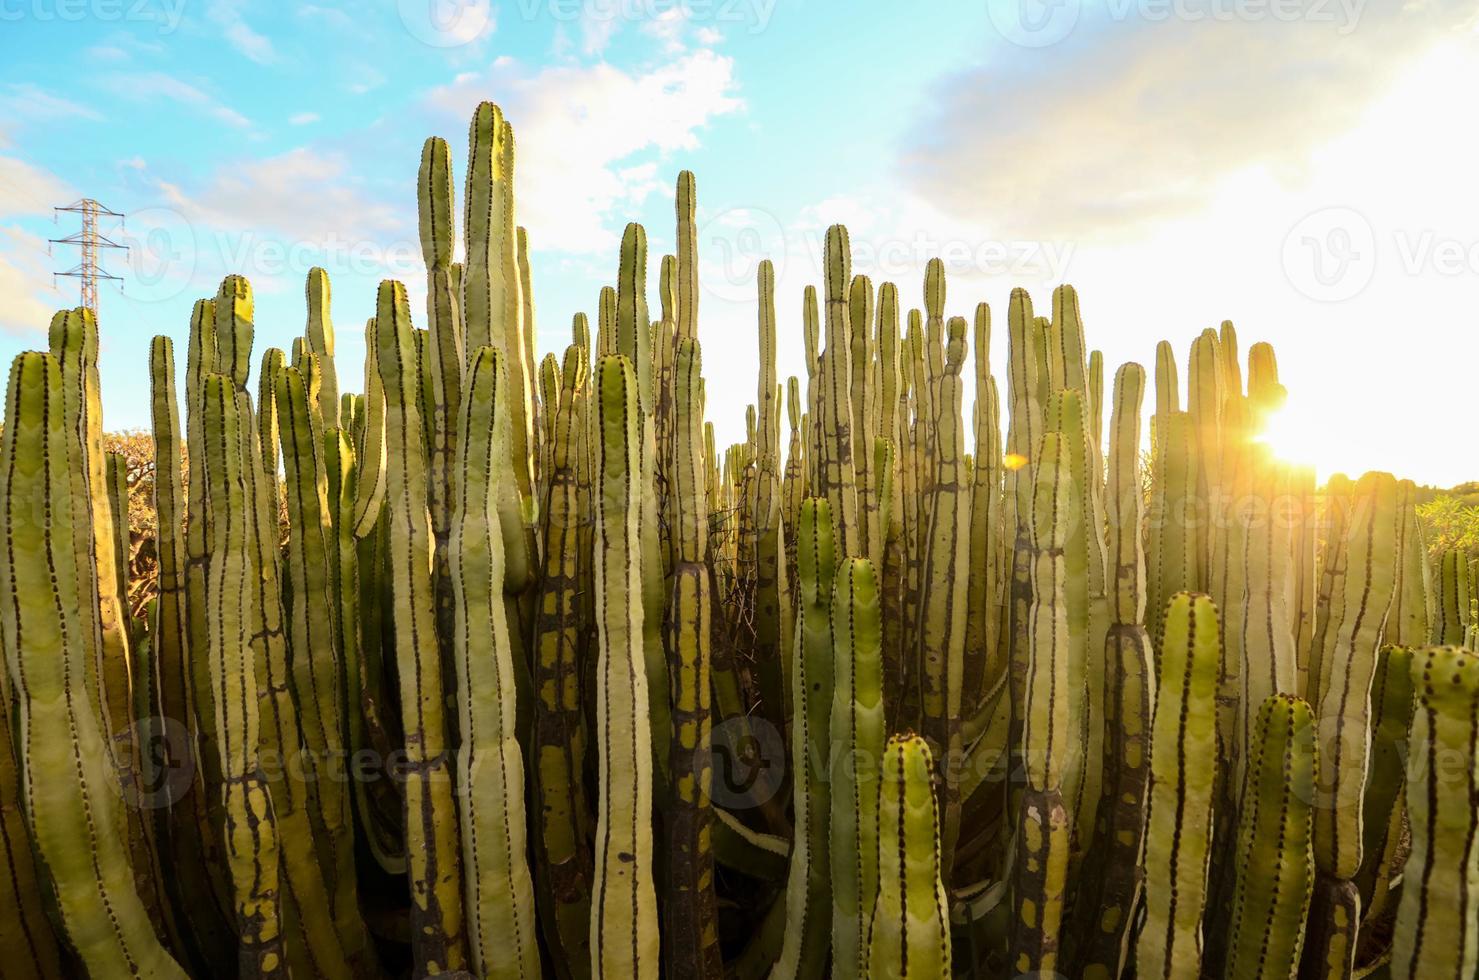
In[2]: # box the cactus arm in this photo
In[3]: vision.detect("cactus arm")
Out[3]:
[663,333,723,979]
[1224,695,1317,980]
[1137,592,1221,978]
[1071,362,1153,980]
[816,226,861,558]
[351,317,389,537]
[589,354,660,979]
[1312,472,1401,884]
[305,267,340,427]
[448,346,541,979]
[829,557,885,977]
[917,315,970,872]
[866,734,952,978]
[200,373,286,978]
[532,346,595,979]
[771,497,835,979]
[1009,430,1075,975]
[1389,645,1479,978]
[376,280,468,975]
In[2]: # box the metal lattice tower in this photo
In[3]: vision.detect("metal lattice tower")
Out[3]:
[51,199,127,317]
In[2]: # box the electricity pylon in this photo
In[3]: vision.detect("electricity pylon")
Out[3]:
[51,199,127,317]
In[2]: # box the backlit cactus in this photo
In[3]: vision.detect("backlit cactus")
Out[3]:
[3,97,1473,980]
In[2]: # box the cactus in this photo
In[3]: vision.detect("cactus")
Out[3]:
[1224,695,1317,980]
[866,733,952,978]
[376,280,467,975]
[11,98,1478,980]
[449,347,540,978]
[1390,646,1479,978]
[829,557,886,977]
[1137,592,1221,978]
[589,354,660,979]
[773,497,836,979]
[199,371,285,978]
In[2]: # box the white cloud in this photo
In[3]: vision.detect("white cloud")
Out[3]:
[209,0,276,64]
[290,112,321,125]
[422,49,742,253]
[0,226,59,336]
[0,157,75,218]
[902,2,1479,242]
[347,66,386,95]
[106,72,252,129]
[0,84,102,122]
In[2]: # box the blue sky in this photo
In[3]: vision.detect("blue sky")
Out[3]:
[2,0,1477,485]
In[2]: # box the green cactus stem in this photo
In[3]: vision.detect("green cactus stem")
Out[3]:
[866,733,952,978]
[1137,592,1221,978]
[589,353,660,979]
[376,279,467,975]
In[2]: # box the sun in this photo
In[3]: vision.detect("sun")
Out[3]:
[1251,397,1333,482]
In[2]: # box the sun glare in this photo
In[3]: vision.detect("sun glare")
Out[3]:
[1252,399,1328,483]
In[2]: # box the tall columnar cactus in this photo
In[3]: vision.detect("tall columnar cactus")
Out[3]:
[449,346,540,979]
[917,312,969,871]
[829,557,885,977]
[867,733,952,979]
[1070,362,1152,980]
[1224,695,1316,980]
[589,353,660,979]
[773,497,836,979]
[150,334,236,966]
[664,332,722,979]
[1137,592,1221,978]
[1308,472,1401,975]
[849,273,879,565]
[752,259,791,735]
[199,371,285,978]
[306,266,341,428]
[1,350,178,976]
[531,344,594,978]
[1390,646,1479,978]
[1010,430,1074,975]
[376,280,467,975]
[817,225,861,558]
[963,301,1002,719]
[464,102,535,515]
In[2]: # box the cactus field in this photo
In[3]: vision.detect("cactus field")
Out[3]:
[2,101,1478,979]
